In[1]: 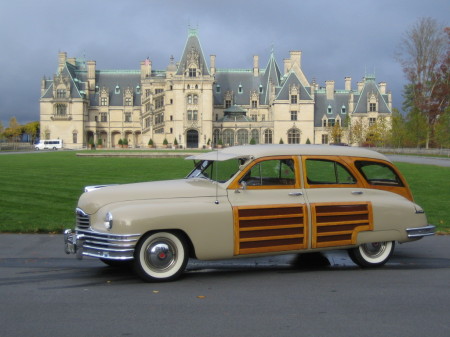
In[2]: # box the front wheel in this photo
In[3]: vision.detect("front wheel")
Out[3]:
[133,231,189,282]
[348,241,395,267]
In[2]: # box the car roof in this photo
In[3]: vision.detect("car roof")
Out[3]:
[187,144,390,162]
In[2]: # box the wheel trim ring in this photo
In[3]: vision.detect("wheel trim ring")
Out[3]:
[144,238,178,273]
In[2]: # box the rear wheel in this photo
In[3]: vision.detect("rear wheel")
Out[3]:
[133,231,189,282]
[348,241,395,267]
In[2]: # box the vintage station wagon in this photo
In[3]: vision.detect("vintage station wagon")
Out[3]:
[64,145,435,282]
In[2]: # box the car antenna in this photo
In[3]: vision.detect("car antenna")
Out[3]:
[215,147,219,204]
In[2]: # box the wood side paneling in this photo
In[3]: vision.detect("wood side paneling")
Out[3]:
[311,202,373,248]
[234,204,307,255]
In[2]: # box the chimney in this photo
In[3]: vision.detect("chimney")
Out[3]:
[326,80,335,100]
[253,55,259,76]
[58,52,67,72]
[283,58,290,74]
[290,51,301,68]
[41,76,46,96]
[357,81,364,93]
[87,61,96,91]
[141,58,152,79]
[379,82,386,94]
[210,55,216,76]
[345,77,352,91]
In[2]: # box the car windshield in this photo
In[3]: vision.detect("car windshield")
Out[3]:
[186,158,243,183]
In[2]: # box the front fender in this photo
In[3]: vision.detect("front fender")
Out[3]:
[90,196,235,260]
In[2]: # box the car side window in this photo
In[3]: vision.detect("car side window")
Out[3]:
[306,159,356,185]
[241,159,296,186]
[355,161,404,186]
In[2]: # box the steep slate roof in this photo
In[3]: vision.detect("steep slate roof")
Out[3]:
[313,92,349,127]
[176,28,210,77]
[213,70,263,106]
[41,63,85,99]
[261,51,282,104]
[276,70,313,101]
[89,71,141,106]
[353,76,391,114]
[41,62,142,107]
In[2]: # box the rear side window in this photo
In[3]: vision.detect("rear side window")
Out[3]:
[241,159,296,186]
[306,159,356,185]
[355,161,403,186]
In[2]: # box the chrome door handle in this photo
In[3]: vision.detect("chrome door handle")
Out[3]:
[289,192,303,196]
[352,191,363,195]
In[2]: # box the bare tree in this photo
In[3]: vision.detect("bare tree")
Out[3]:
[396,17,447,148]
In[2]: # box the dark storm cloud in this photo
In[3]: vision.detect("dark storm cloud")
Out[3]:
[0,0,448,125]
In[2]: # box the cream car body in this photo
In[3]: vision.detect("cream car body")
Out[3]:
[64,145,435,281]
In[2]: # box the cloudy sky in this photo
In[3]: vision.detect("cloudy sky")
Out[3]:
[0,0,448,126]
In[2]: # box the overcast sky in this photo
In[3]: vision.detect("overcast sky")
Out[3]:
[0,0,448,126]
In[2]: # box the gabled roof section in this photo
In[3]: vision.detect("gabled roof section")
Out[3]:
[176,28,210,76]
[41,62,84,99]
[276,70,313,101]
[353,76,391,114]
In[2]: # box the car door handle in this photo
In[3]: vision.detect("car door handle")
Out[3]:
[352,191,363,195]
[288,192,303,196]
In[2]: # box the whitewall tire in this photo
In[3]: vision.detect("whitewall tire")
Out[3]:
[133,231,189,282]
[348,241,395,267]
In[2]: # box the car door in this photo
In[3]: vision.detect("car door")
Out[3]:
[301,156,374,249]
[227,156,308,256]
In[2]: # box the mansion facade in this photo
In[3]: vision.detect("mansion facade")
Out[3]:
[40,28,392,149]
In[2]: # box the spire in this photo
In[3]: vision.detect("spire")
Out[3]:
[176,28,210,76]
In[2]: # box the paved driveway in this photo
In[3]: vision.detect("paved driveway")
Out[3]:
[0,234,449,337]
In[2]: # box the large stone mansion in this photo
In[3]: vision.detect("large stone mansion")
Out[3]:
[39,28,392,149]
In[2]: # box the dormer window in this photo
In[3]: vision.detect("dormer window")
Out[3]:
[259,85,263,94]
[56,89,66,98]
[327,105,332,114]
[189,68,197,78]
[341,105,346,114]
[238,84,243,94]
[216,85,221,93]
[115,85,120,94]
[369,103,377,112]
[136,85,141,94]
[290,95,297,104]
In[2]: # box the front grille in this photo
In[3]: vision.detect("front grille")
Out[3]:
[76,208,90,229]
[77,229,141,260]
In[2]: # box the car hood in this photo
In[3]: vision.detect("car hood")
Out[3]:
[78,178,225,215]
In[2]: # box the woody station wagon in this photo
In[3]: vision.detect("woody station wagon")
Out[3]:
[64,144,435,282]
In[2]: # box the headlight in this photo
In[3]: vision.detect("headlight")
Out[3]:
[104,212,113,230]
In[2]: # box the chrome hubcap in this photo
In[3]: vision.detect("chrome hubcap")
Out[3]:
[145,240,177,272]
[361,242,386,258]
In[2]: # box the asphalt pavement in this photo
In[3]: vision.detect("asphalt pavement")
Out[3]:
[0,234,449,337]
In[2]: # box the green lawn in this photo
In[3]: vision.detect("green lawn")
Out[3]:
[0,151,448,233]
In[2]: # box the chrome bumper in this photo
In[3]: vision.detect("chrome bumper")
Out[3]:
[64,228,140,260]
[406,225,436,239]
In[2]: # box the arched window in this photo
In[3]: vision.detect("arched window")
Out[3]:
[236,129,248,145]
[251,129,259,144]
[288,129,300,144]
[213,129,220,146]
[264,129,273,144]
[223,129,234,146]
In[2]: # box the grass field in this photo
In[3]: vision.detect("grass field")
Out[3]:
[0,151,448,233]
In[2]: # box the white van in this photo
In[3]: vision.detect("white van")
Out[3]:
[35,139,63,150]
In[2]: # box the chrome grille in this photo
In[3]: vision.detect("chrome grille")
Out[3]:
[76,208,90,229]
[77,229,140,260]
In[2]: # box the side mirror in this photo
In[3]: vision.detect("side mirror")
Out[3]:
[235,181,247,193]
